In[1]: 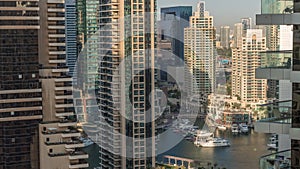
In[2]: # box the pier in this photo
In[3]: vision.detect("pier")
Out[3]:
[163,155,194,169]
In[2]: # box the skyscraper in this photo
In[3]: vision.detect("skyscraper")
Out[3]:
[232,29,267,103]
[75,0,100,124]
[65,0,77,78]
[254,1,299,167]
[241,17,252,33]
[160,6,192,60]
[37,0,88,168]
[220,26,230,49]
[233,22,243,48]
[0,1,42,168]
[98,0,156,168]
[233,18,252,48]
[184,1,216,96]
[0,0,88,169]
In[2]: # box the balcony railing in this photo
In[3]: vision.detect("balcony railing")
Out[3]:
[258,100,292,122]
[261,0,293,14]
[69,159,89,169]
[260,51,292,69]
[259,149,291,169]
[45,139,83,146]
[254,100,292,134]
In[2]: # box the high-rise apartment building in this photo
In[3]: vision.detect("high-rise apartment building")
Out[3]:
[233,18,252,48]
[0,0,88,168]
[98,0,156,168]
[220,26,230,49]
[38,0,88,168]
[241,17,252,33]
[232,29,267,103]
[266,25,280,50]
[184,1,216,96]
[0,1,42,168]
[233,22,243,48]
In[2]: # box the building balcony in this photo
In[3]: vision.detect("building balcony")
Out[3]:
[48,8,65,12]
[65,142,85,149]
[56,112,75,117]
[55,104,73,108]
[55,78,72,82]
[48,17,65,21]
[69,152,89,160]
[42,128,80,136]
[0,7,39,11]
[62,132,81,138]
[254,100,292,134]
[256,67,291,80]
[47,0,65,3]
[55,86,73,91]
[49,51,66,55]
[259,149,291,169]
[48,152,68,157]
[255,51,293,80]
[256,13,300,25]
[0,106,42,113]
[69,160,89,169]
[58,121,77,127]
[49,42,66,46]
[52,68,69,73]
[48,34,65,38]
[55,95,73,100]
[49,59,66,63]
[45,139,82,146]
[260,51,292,69]
[254,118,291,134]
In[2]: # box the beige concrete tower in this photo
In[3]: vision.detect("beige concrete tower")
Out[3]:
[38,0,88,168]
[232,29,267,103]
[184,1,216,96]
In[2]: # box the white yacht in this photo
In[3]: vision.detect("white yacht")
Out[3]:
[231,124,239,133]
[239,123,249,133]
[194,130,214,145]
[197,137,230,147]
[217,125,227,131]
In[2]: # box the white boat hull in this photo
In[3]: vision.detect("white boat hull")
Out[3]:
[200,143,230,147]
[195,137,230,148]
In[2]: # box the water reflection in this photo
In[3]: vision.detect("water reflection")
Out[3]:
[157,129,271,169]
